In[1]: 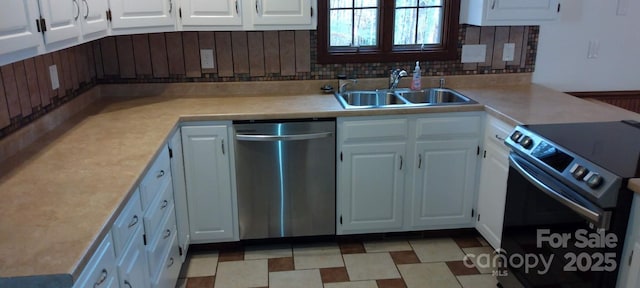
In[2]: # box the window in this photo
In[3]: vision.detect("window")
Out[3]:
[318,0,460,63]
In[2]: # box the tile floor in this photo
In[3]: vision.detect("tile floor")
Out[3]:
[175,234,499,288]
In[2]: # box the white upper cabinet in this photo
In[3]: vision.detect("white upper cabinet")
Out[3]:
[109,0,175,33]
[80,0,110,40]
[180,0,242,29]
[38,0,81,45]
[460,0,561,26]
[0,0,43,65]
[250,0,315,28]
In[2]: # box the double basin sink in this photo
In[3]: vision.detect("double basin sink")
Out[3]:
[335,88,476,109]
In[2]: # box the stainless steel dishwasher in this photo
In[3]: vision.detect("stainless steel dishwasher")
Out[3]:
[234,119,336,240]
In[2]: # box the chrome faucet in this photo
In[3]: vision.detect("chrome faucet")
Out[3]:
[389,69,408,89]
[339,79,358,93]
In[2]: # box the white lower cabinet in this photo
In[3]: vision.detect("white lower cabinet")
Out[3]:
[73,232,118,288]
[475,115,513,249]
[181,123,239,243]
[169,129,190,264]
[617,194,640,288]
[116,224,150,288]
[337,113,482,235]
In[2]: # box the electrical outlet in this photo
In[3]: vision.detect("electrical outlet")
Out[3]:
[502,43,516,61]
[587,40,600,59]
[200,49,215,69]
[49,65,59,90]
[461,44,487,63]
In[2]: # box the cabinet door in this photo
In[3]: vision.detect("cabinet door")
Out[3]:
[338,143,406,234]
[168,130,189,263]
[38,0,80,45]
[410,139,478,228]
[0,0,42,62]
[251,0,313,26]
[73,233,119,288]
[182,125,238,243]
[109,0,174,30]
[80,0,109,39]
[181,0,242,27]
[117,226,150,288]
[486,0,560,22]
[475,140,509,249]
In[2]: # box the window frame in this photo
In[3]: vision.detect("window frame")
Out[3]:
[317,0,461,64]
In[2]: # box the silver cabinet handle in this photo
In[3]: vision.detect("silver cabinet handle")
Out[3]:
[399,156,403,170]
[163,229,171,239]
[168,257,175,268]
[491,0,496,9]
[73,0,80,20]
[123,280,132,288]
[255,0,259,14]
[160,200,168,209]
[221,139,225,155]
[157,170,165,178]
[418,154,422,169]
[495,134,505,141]
[236,132,332,142]
[127,215,138,228]
[235,0,239,14]
[83,0,89,19]
[93,269,107,288]
[169,0,173,14]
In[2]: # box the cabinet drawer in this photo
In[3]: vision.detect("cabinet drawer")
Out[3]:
[485,116,514,149]
[340,118,408,143]
[151,233,181,288]
[112,189,143,256]
[73,233,118,288]
[140,147,171,210]
[143,177,174,241]
[147,207,177,280]
[415,115,482,139]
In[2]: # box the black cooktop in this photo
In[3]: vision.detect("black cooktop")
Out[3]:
[525,120,640,178]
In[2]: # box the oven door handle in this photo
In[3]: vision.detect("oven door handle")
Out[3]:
[509,154,610,230]
[236,132,333,141]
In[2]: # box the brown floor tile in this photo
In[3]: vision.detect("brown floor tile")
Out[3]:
[339,241,366,254]
[186,276,215,288]
[453,236,483,248]
[268,257,294,272]
[446,261,480,276]
[389,251,420,265]
[376,278,407,288]
[218,249,244,262]
[320,267,350,283]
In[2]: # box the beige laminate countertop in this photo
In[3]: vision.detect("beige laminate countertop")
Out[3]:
[1,76,639,287]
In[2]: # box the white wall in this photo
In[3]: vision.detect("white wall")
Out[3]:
[533,0,640,92]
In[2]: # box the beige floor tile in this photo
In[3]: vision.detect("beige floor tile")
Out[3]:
[410,238,465,263]
[343,253,400,281]
[244,243,292,260]
[363,240,412,253]
[457,274,499,288]
[398,262,461,288]
[269,269,323,288]
[293,243,344,270]
[324,280,379,288]
[185,252,219,277]
[461,247,499,274]
[214,259,268,288]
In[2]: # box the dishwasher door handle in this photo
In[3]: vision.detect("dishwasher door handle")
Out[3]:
[236,132,333,141]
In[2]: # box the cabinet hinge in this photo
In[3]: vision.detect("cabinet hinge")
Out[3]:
[310,7,313,17]
[483,150,487,158]
[340,152,343,162]
[339,215,342,225]
[477,213,481,222]
[35,19,41,33]
[168,147,173,158]
[629,250,634,266]
[179,8,182,18]
[143,233,147,246]
[106,9,112,21]
[557,3,561,13]
[36,18,47,33]
[471,209,475,218]
[179,246,184,256]
[476,146,480,156]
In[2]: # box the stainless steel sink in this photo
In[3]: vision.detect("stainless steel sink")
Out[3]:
[394,88,476,105]
[335,90,409,109]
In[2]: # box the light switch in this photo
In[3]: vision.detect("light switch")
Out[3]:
[461,44,487,63]
[49,65,59,90]
[502,43,516,61]
[200,49,215,69]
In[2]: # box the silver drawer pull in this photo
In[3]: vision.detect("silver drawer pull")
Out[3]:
[127,215,138,228]
[93,269,107,288]
[156,170,165,178]
[495,134,505,141]
[163,229,171,239]
[160,200,168,209]
[168,257,174,268]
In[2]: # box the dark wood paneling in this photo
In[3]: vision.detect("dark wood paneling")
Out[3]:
[23,58,41,109]
[52,52,66,97]
[520,27,529,68]
[491,27,510,69]
[13,62,32,116]
[1,65,21,117]
[231,32,249,74]
[149,33,170,78]
[263,31,280,74]
[60,50,73,94]
[68,47,79,89]
[248,32,265,77]
[508,26,524,66]
[116,36,136,78]
[44,53,58,98]
[34,55,51,106]
[568,91,640,113]
[295,31,310,73]
[279,31,296,76]
[92,41,104,79]
[166,32,186,76]
[183,32,201,78]
[463,26,480,71]
[198,32,217,74]
[132,34,152,76]
[215,32,234,77]
[479,26,495,67]
[100,37,119,76]
[0,73,10,128]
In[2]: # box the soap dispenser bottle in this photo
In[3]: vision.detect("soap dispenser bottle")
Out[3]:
[411,61,421,90]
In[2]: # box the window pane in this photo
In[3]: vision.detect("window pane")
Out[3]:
[330,0,352,8]
[396,0,417,8]
[330,10,353,46]
[420,0,442,7]
[354,8,377,46]
[417,7,442,44]
[393,8,417,45]
[354,0,378,8]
